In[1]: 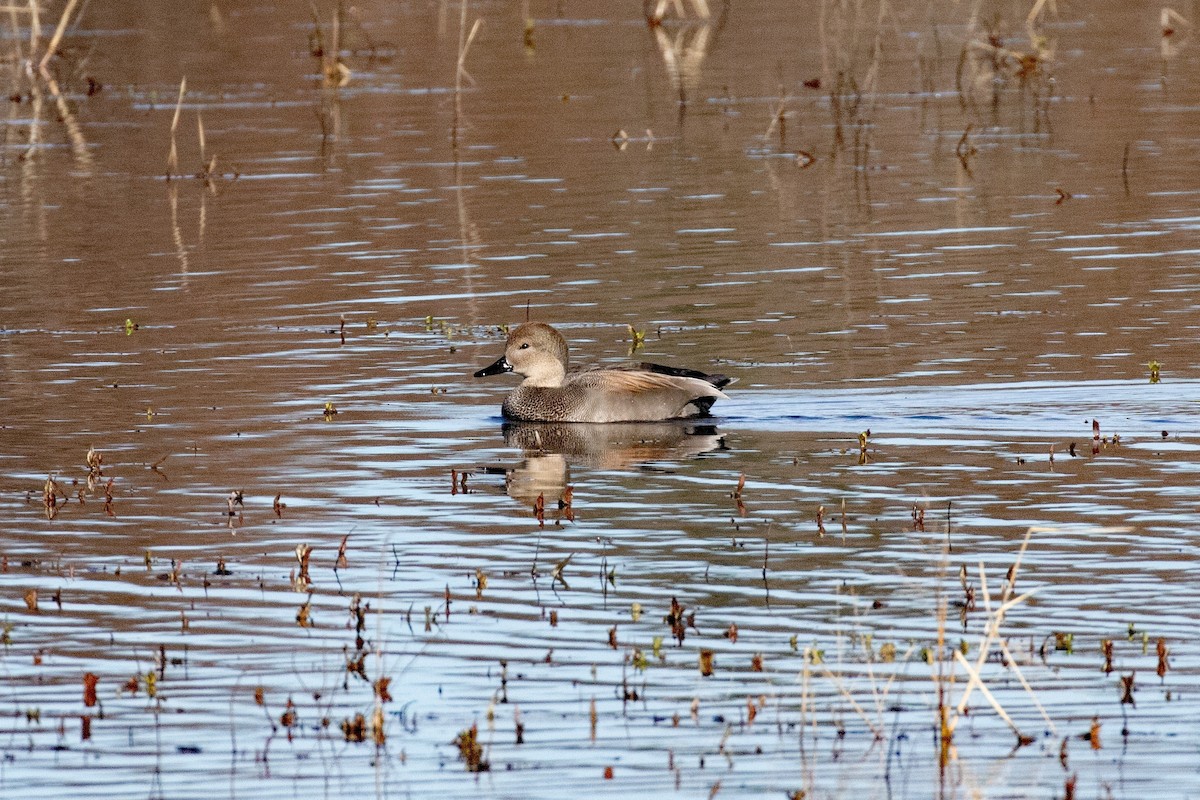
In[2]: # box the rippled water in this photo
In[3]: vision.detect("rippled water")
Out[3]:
[3,1,1200,797]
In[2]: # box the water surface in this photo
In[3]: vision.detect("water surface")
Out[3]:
[3,1,1200,797]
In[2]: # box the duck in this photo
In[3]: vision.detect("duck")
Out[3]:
[473,322,731,423]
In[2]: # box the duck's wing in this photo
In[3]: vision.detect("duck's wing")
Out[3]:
[571,366,728,397]
[566,367,729,421]
[636,362,733,390]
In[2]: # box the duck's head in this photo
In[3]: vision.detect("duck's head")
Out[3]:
[474,322,569,387]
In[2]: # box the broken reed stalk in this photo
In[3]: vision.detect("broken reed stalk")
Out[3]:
[37,0,80,77]
[167,76,186,179]
[945,526,1045,741]
[1025,0,1052,46]
[992,633,1056,732]
[762,91,791,145]
[951,649,1023,737]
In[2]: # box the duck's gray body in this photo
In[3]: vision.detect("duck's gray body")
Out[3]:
[474,323,730,423]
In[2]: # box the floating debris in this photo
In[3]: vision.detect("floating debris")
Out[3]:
[665,597,691,645]
[559,485,575,522]
[550,552,573,589]
[151,454,169,478]
[1157,639,1170,679]
[102,478,115,517]
[342,713,366,743]
[43,475,61,520]
[858,429,871,465]
[627,324,646,352]
[82,672,100,709]
[295,543,313,587]
[453,723,489,772]
[1119,672,1136,706]
[296,597,313,628]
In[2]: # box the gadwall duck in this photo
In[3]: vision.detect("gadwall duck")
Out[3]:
[474,322,731,423]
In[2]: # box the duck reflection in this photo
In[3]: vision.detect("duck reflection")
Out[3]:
[500,421,727,508]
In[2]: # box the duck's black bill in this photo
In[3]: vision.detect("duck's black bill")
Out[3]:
[474,357,513,378]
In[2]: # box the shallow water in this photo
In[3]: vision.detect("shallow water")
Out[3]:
[3,1,1200,797]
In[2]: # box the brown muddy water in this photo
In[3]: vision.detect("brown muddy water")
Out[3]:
[3,1,1200,797]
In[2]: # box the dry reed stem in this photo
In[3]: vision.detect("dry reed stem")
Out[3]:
[794,649,816,800]
[1025,0,1054,46]
[38,0,79,77]
[1162,7,1191,30]
[197,111,206,165]
[943,526,1046,740]
[26,0,37,56]
[307,0,325,53]
[951,649,1023,737]
[10,0,90,167]
[167,76,186,177]
[953,581,1039,717]
[651,0,711,21]
[452,0,481,147]
[457,18,481,84]
[332,0,339,58]
[762,94,792,143]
